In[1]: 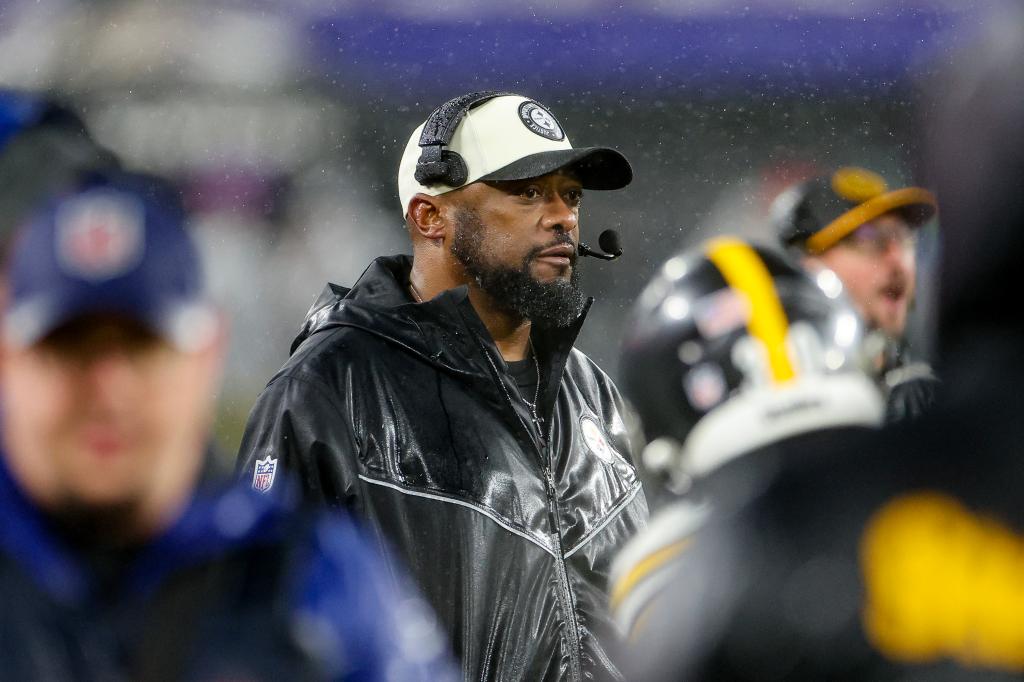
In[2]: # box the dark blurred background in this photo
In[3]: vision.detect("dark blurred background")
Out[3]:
[0,0,987,455]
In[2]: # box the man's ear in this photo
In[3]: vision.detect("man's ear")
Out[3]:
[407,194,447,242]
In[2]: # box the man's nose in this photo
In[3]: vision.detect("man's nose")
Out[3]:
[542,193,578,232]
[880,235,913,262]
[83,350,140,402]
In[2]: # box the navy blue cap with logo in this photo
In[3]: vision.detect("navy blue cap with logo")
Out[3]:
[3,172,217,351]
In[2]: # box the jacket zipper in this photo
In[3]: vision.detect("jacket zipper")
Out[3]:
[481,348,584,681]
[542,445,585,682]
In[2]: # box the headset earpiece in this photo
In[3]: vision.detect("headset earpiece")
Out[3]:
[414,144,468,187]
[414,90,515,188]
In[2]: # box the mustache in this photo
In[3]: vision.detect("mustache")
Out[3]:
[525,235,578,266]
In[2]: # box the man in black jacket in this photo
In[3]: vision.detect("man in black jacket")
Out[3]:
[237,92,648,681]
[771,165,939,422]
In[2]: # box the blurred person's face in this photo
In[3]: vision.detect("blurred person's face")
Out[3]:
[447,170,586,327]
[806,212,917,338]
[0,315,224,543]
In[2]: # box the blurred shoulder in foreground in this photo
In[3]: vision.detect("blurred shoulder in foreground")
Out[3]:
[611,4,1024,679]
[611,237,884,680]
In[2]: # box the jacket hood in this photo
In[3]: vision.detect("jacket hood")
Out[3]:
[293,255,415,352]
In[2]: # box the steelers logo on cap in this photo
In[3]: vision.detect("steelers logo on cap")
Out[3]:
[518,101,565,141]
[831,167,888,203]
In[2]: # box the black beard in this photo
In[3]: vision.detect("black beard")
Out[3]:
[450,207,585,329]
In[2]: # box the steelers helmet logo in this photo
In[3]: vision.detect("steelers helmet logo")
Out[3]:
[518,101,565,141]
[832,166,888,203]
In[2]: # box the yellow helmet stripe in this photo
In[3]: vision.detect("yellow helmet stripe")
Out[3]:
[805,187,937,254]
[610,537,692,611]
[706,237,796,383]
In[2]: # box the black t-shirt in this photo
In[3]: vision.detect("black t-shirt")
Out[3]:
[507,355,539,408]
[506,351,544,438]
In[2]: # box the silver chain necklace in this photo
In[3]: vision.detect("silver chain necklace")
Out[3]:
[409,282,425,303]
[523,339,543,429]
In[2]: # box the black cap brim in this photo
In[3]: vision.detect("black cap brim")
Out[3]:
[480,147,633,190]
[897,201,937,227]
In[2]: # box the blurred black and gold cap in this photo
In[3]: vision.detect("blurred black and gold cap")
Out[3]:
[772,166,937,254]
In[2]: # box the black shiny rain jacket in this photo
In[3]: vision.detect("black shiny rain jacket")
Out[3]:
[238,255,647,682]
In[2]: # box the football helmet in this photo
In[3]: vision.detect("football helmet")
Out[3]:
[620,236,884,490]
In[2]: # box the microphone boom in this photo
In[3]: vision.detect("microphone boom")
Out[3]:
[578,229,623,261]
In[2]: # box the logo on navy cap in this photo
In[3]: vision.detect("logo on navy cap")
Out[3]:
[518,101,564,141]
[56,192,144,281]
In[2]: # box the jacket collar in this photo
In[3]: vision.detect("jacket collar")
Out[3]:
[291,255,593,388]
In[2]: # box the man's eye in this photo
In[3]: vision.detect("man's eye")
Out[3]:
[521,187,541,199]
[566,190,583,206]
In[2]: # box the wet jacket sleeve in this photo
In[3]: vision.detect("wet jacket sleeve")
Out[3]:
[236,374,360,508]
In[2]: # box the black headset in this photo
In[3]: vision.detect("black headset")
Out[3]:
[414,90,516,188]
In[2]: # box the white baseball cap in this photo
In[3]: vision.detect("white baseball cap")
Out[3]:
[397,93,632,215]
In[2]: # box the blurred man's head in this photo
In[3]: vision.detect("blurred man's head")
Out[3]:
[0,172,224,544]
[772,166,936,339]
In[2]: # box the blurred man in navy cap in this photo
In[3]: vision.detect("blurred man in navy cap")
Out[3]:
[772,166,939,422]
[0,170,456,680]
